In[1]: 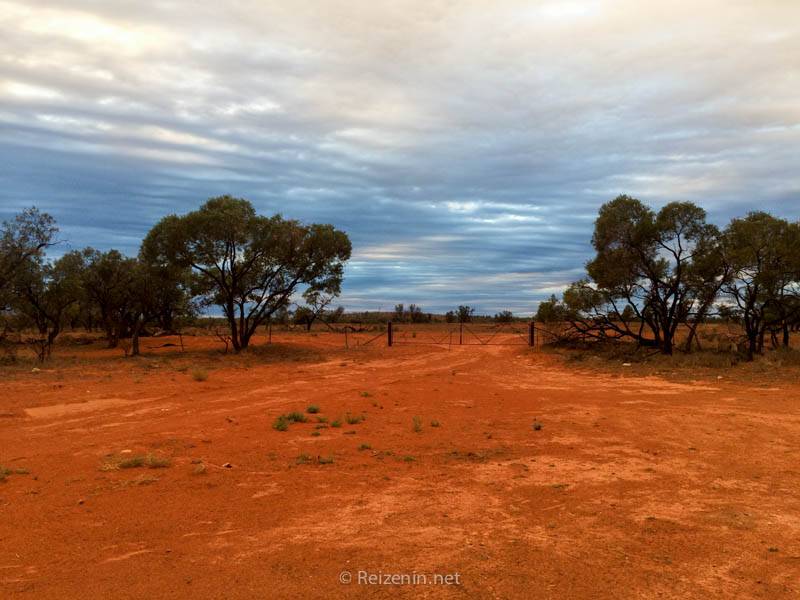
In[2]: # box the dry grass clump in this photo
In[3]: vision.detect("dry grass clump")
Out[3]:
[191,368,209,382]
[101,453,171,471]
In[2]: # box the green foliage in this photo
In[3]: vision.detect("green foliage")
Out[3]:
[142,196,351,351]
[456,305,474,323]
[494,310,514,323]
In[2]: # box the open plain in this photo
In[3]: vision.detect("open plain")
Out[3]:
[1,332,799,599]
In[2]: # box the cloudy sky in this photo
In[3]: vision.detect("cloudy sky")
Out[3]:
[1,1,798,314]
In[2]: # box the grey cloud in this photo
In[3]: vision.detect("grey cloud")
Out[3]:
[1,0,799,314]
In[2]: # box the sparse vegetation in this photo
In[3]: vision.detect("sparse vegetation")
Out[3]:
[307,404,320,414]
[318,455,334,465]
[331,419,342,428]
[358,443,372,451]
[412,415,423,433]
[102,453,171,471]
[345,413,364,425]
[191,368,209,382]
[286,411,308,423]
[273,415,290,431]
[430,420,440,427]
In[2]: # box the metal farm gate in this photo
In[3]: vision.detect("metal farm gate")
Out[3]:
[387,321,537,347]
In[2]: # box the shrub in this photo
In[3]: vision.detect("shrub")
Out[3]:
[273,415,290,431]
[345,413,365,425]
[286,411,308,423]
[307,405,320,414]
[430,420,440,428]
[318,455,335,465]
[191,368,209,382]
[358,443,372,451]
[330,419,342,428]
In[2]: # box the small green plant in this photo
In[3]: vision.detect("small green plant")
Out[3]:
[358,443,372,451]
[307,404,320,414]
[412,416,423,433]
[430,420,440,428]
[273,415,290,431]
[296,454,313,465]
[191,368,209,382]
[318,456,335,465]
[403,455,415,462]
[331,419,342,428]
[345,413,365,425]
[286,411,308,423]
[360,391,372,397]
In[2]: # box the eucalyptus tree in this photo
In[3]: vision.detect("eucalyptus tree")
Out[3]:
[142,196,351,351]
[564,195,724,354]
[11,250,85,359]
[720,212,800,359]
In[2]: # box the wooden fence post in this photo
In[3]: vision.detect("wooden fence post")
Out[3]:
[387,321,393,347]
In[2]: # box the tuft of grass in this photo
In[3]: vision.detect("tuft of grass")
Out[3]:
[358,443,372,451]
[311,431,321,437]
[412,416,423,433]
[307,404,320,414]
[296,453,313,465]
[286,411,308,423]
[533,421,543,431]
[0,466,11,482]
[360,391,372,397]
[430,420,440,428]
[403,455,416,462]
[145,454,171,469]
[273,415,289,431]
[318,455,335,465]
[345,413,365,425]
[316,416,329,423]
[191,368,209,382]
[331,419,342,428]
[118,456,146,469]
[104,453,170,471]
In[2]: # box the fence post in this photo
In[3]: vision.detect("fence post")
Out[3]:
[529,322,535,347]
[387,321,393,347]
[459,322,463,345]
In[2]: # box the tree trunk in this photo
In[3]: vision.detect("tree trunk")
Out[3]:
[131,318,142,356]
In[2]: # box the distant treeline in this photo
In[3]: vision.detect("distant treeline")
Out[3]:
[534,195,800,360]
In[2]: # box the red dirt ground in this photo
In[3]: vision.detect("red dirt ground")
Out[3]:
[1,334,799,599]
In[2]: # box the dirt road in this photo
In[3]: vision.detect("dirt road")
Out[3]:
[1,337,798,598]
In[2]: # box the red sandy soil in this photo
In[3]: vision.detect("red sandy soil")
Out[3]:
[1,334,799,599]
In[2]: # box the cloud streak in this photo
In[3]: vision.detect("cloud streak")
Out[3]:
[1,0,798,313]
